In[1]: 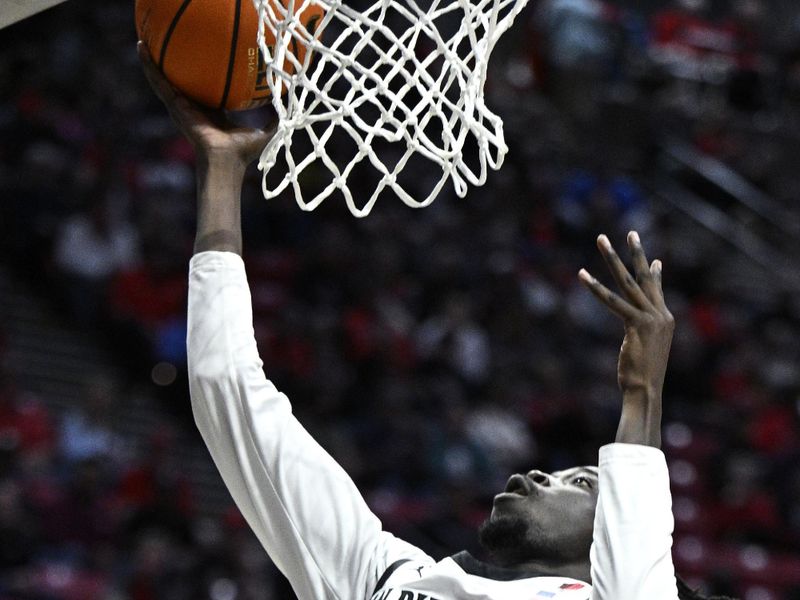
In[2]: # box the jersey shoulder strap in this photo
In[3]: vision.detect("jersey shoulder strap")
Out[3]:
[372,559,412,597]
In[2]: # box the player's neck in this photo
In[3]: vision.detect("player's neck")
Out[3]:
[485,554,591,584]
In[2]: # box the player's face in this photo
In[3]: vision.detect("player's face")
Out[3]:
[479,466,599,565]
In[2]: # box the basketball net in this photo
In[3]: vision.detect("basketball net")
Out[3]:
[254,0,528,217]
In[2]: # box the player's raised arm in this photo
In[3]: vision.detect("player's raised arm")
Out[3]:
[578,232,674,448]
[138,41,271,255]
[138,42,432,600]
[578,232,678,600]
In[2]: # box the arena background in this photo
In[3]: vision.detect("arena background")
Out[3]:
[3,0,800,598]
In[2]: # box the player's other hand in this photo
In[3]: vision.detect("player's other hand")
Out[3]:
[137,41,275,171]
[578,232,674,398]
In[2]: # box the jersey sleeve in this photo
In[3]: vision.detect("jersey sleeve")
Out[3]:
[589,443,679,600]
[187,251,433,600]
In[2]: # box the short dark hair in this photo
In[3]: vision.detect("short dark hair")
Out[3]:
[677,576,737,600]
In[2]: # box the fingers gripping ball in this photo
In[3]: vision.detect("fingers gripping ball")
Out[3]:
[135,0,324,111]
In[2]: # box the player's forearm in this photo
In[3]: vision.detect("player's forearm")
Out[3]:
[615,387,662,448]
[194,154,246,255]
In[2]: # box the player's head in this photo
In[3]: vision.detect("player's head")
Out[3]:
[478,466,599,566]
[479,469,739,599]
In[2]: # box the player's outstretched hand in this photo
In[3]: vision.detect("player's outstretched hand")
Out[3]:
[578,232,674,447]
[137,41,274,172]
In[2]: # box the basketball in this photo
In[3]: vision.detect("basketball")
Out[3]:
[135,0,324,111]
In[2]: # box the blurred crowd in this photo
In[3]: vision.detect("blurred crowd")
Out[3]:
[4,0,800,598]
[0,366,281,600]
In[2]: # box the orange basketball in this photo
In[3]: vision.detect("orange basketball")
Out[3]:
[135,0,324,111]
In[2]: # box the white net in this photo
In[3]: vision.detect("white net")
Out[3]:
[254,0,528,217]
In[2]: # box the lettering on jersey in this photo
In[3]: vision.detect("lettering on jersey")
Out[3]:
[372,584,586,599]
[371,590,440,600]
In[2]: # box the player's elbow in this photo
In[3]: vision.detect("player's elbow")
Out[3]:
[186,322,265,382]
[188,352,291,427]
[188,363,252,442]
[187,349,228,385]
[187,355,255,406]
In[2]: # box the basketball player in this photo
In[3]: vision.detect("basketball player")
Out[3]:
[138,41,729,600]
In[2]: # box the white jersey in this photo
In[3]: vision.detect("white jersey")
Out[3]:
[187,251,680,600]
